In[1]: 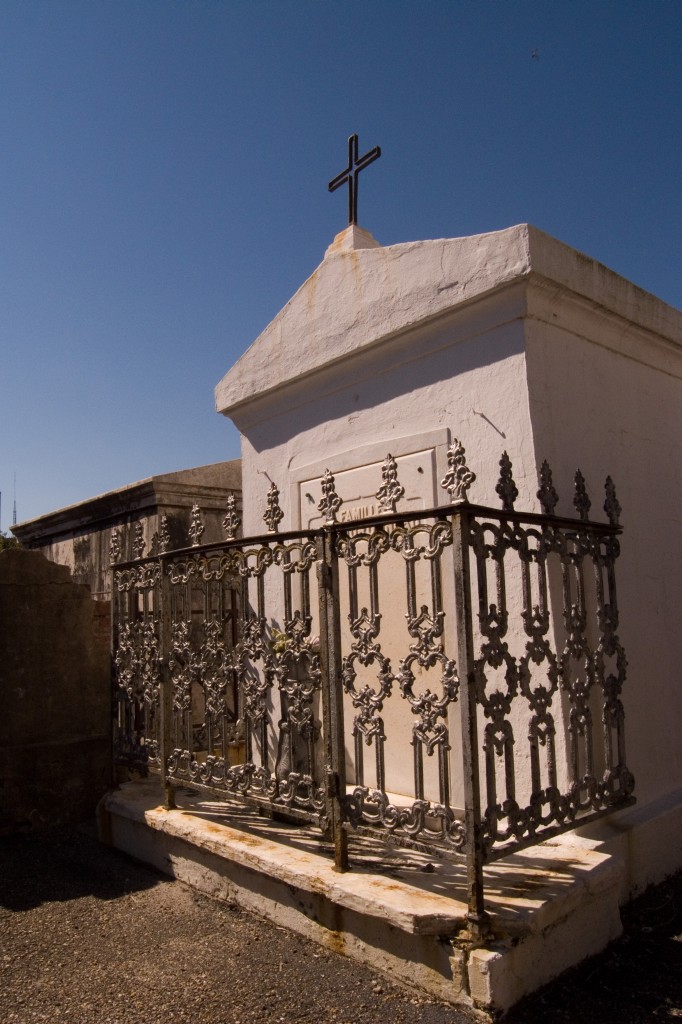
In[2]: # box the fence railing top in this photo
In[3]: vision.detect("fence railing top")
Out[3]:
[110,500,621,570]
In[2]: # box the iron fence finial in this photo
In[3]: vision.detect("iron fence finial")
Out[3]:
[263,482,284,534]
[496,451,518,512]
[441,438,476,504]
[318,469,343,525]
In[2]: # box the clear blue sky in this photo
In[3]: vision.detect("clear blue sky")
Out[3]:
[1,1,680,527]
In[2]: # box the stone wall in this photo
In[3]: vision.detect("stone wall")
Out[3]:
[0,549,111,829]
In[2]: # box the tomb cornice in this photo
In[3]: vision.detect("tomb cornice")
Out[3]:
[524,226,681,346]
[525,271,682,378]
[12,461,241,545]
[225,280,528,432]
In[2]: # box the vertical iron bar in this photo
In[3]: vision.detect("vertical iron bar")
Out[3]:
[439,744,450,808]
[346,557,365,787]
[452,508,489,939]
[355,731,364,787]
[256,570,269,773]
[414,742,424,800]
[159,558,175,810]
[317,531,349,872]
[109,567,119,788]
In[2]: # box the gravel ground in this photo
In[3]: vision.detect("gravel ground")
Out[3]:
[0,824,680,1024]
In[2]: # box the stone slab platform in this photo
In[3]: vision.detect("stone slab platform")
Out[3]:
[100,781,624,1013]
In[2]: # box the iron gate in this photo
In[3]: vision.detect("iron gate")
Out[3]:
[112,441,634,935]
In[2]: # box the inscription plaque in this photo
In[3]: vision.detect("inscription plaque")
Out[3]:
[299,448,438,529]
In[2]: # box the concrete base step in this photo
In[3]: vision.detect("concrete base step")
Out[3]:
[99,780,624,1013]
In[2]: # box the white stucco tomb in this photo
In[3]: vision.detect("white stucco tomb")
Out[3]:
[216,221,682,899]
[100,220,682,1015]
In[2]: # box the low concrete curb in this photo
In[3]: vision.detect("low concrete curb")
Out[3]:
[101,781,624,1013]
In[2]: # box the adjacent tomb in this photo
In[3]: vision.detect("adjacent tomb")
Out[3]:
[13,460,241,600]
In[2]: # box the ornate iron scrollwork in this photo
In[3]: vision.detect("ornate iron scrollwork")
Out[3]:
[110,441,632,887]
[168,620,193,714]
[343,606,393,783]
[110,528,122,564]
[398,605,459,756]
[272,610,325,812]
[132,523,145,560]
[158,514,171,554]
[235,616,273,723]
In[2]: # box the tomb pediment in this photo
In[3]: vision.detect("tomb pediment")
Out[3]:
[216,221,681,418]
[215,223,535,415]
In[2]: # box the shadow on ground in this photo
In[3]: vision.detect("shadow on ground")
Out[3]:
[506,869,682,1023]
[0,825,161,912]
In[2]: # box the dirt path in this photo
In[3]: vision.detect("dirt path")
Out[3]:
[1,826,680,1023]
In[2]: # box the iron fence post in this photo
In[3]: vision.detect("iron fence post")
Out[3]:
[317,531,349,872]
[158,557,175,810]
[452,507,489,939]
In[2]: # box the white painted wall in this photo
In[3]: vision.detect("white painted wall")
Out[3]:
[524,283,682,810]
[230,295,536,534]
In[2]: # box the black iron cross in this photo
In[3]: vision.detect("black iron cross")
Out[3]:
[328,133,381,226]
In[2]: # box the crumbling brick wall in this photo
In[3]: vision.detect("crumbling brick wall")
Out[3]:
[0,549,111,829]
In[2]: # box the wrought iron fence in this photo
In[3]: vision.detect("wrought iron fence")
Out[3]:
[111,442,634,936]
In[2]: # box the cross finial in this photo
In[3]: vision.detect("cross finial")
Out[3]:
[328,133,381,226]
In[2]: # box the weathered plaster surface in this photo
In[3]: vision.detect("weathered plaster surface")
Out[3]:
[216,224,535,415]
[523,281,682,811]
[231,294,535,534]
